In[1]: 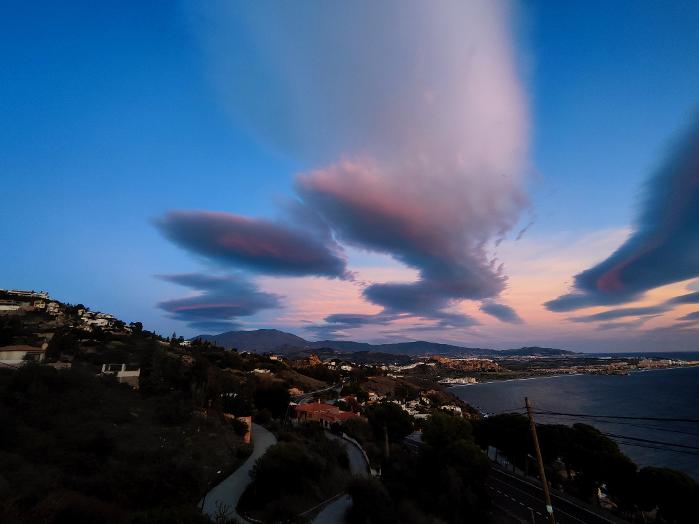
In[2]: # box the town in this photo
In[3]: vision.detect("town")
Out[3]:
[2,289,698,523]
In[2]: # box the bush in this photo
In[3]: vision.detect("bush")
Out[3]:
[230,418,249,437]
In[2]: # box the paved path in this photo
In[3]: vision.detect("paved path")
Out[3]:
[312,433,370,524]
[328,433,370,477]
[201,423,277,522]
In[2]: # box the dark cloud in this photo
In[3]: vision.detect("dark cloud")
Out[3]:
[546,117,699,312]
[306,312,396,339]
[677,311,699,322]
[155,211,349,279]
[667,291,699,305]
[569,305,668,323]
[479,301,523,324]
[567,290,699,326]
[296,160,520,325]
[596,319,649,331]
[157,273,281,332]
[324,313,393,326]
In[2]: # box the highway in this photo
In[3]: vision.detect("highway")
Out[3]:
[488,468,626,524]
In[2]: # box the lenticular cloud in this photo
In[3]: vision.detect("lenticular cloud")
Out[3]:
[173,0,529,330]
[545,116,699,313]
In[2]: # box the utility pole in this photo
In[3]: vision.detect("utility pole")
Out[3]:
[525,397,556,524]
[383,424,390,459]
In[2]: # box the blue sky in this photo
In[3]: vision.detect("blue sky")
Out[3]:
[2,1,699,351]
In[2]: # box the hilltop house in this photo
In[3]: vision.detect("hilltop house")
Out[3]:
[0,345,47,367]
[100,363,140,388]
[292,400,361,428]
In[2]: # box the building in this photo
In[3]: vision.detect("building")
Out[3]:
[0,300,23,313]
[101,363,141,388]
[1,290,49,300]
[292,401,362,428]
[81,311,117,329]
[0,345,47,367]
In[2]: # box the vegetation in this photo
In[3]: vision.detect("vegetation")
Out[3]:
[345,412,490,523]
[474,413,699,523]
[3,298,698,524]
[0,305,325,523]
[237,424,350,522]
[0,364,245,524]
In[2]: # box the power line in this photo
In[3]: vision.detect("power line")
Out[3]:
[486,407,527,415]
[593,419,699,438]
[534,413,699,437]
[611,440,699,457]
[601,432,699,451]
[532,410,699,424]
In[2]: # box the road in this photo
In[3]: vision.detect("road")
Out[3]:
[311,433,371,524]
[200,423,277,522]
[488,468,626,524]
[294,383,343,405]
[326,432,371,477]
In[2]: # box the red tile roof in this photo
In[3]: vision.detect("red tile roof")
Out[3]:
[294,402,339,414]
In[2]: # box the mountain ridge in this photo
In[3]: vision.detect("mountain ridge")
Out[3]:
[193,329,577,357]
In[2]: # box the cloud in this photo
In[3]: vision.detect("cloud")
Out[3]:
[157,273,281,332]
[306,312,397,339]
[183,0,528,328]
[566,291,699,326]
[155,211,348,279]
[569,305,669,323]
[677,311,699,322]
[479,301,523,323]
[667,291,699,305]
[546,116,699,312]
[596,319,651,331]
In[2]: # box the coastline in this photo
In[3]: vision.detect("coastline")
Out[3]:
[448,363,698,390]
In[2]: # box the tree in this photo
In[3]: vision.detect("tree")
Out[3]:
[562,423,632,501]
[637,467,699,523]
[46,329,79,360]
[346,478,397,524]
[253,383,290,418]
[473,413,530,468]
[422,411,472,449]
[366,402,413,443]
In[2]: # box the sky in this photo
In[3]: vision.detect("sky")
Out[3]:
[2,1,699,352]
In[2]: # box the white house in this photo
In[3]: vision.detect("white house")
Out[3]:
[0,345,46,367]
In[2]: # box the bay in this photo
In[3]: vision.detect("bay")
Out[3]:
[451,365,699,480]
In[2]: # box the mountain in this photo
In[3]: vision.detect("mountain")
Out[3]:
[310,340,497,357]
[194,329,309,352]
[193,329,577,358]
[500,346,577,357]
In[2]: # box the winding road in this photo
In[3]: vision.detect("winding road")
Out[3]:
[311,433,371,524]
[200,423,277,522]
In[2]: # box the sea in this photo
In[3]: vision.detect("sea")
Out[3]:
[451,359,699,481]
